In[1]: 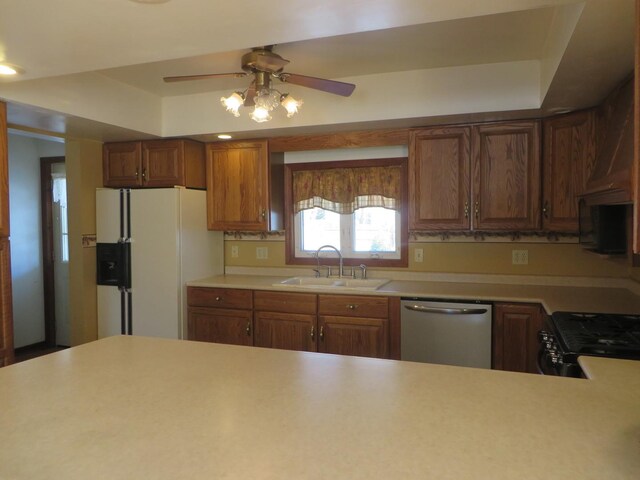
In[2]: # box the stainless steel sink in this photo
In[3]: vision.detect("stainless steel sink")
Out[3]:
[273,277,390,291]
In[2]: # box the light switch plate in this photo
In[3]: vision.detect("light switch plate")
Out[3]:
[231,246,239,258]
[414,248,424,263]
[256,247,269,260]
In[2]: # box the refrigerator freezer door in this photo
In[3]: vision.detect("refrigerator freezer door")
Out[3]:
[129,189,181,339]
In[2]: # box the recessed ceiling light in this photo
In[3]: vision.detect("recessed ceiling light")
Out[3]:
[217,134,233,140]
[0,64,20,76]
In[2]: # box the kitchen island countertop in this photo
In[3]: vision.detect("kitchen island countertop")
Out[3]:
[188,274,640,314]
[1,336,638,479]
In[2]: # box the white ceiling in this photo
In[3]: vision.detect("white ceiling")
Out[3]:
[0,0,635,142]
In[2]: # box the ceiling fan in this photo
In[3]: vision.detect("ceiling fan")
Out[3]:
[163,46,356,122]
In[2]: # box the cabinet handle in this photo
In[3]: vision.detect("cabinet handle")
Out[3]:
[260,209,266,220]
[310,325,315,341]
[346,304,359,310]
[464,201,469,219]
[142,168,146,181]
[543,201,549,219]
[135,168,139,179]
[319,325,324,341]
[474,201,479,220]
[215,296,222,302]
[246,321,251,336]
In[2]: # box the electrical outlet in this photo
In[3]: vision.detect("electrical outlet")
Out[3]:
[256,247,269,260]
[231,246,239,258]
[414,248,424,263]
[512,249,529,265]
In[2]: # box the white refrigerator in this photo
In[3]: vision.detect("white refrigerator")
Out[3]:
[96,187,223,339]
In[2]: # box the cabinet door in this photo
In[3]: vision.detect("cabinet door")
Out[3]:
[492,303,544,374]
[542,111,596,232]
[472,121,541,230]
[103,142,142,187]
[0,102,8,237]
[409,127,471,230]
[0,238,14,366]
[206,141,269,231]
[318,315,389,359]
[187,307,253,346]
[254,311,317,352]
[142,140,184,187]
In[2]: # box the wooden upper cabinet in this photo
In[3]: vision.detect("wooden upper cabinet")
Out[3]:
[409,127,471,230]
[471,121,541,230]
[103,139,205,189]
[206,140,271,231]
[103,142,143,187]
[542,110,596,232]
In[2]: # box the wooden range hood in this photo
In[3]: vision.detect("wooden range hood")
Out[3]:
[582,76,635,205]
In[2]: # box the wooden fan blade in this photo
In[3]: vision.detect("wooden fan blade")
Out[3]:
[163,72,247,83]
[244,81,256,107]
[279,73,355,97]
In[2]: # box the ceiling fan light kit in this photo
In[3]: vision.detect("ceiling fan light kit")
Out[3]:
[166,46,354,124]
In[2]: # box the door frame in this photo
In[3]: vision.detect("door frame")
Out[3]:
[40,156,65,347]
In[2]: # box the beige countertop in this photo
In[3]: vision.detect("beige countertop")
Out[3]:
[1,336,639,479]
[188,274,640,314]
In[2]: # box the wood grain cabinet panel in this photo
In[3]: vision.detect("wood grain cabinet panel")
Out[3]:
[318,294,388,319]
[103,139,205,188]
[103,142,143,187]
[542,110,596,232]
[187,307,253,346]
[409,127,471,230]
[188,287,253,309]
[472,121,541,230]
[206,140,270,231]
[254,311,317,352]
[492,302,545,374]
[318,315,388,359]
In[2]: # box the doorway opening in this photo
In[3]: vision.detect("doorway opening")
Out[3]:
[41,157,70,347]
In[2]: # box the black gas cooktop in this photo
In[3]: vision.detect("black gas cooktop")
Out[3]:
[550,312,640,359]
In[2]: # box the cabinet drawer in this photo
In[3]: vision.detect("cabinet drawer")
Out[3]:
[187,287,253,309]
[254,291,317,314]
[318,295,388,319]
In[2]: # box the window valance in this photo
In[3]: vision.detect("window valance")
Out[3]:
[292,165,402,214]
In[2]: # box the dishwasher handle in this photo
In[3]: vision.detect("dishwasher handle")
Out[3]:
[403,304,488,315]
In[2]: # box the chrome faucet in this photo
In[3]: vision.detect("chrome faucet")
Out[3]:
[315,244,343,278]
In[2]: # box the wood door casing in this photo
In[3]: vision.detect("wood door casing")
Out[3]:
[254,311,316,352]
[318,315,389,359]
[492,303,544,374]
[206,141,269,231]
[103,142,142,187]
[542,110,596,232]
[409,127,471,230]
[0,238,14,366]
[187,307,253,346]
[0,102,8,237]
[472,121,541,230]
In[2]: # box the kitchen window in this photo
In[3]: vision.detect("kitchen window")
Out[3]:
[284,158,408,267]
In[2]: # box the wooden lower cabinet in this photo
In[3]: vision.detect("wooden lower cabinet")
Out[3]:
[187,287,392,359]
[318,315,388,358]
[187,287,253,346]
[318,294,389,359]
[492,302,545,374]
[187,307,253,346]
[254,311,316,351]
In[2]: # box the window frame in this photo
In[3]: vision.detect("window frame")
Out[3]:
[284,157,408,268]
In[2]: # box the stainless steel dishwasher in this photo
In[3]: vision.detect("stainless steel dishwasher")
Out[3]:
[401,299,492,369]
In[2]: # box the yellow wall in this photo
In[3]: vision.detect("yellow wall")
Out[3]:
[224,240,629,278]
[66,139,102,346]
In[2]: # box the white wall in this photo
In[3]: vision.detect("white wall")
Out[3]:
[8,133,65,348]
